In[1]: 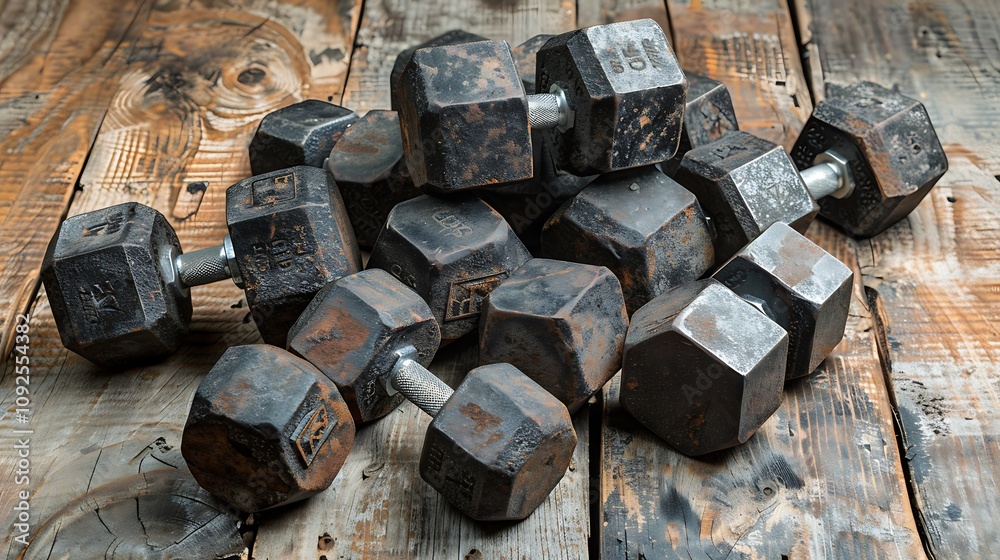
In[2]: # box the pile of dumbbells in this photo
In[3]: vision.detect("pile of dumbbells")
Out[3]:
[40,19,948,521]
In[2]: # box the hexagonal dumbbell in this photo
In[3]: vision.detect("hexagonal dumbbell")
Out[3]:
[621,279,789,455]
[249,100,357,175]
[41,166,361,366]
[397,19,687,192]
[714,222,853,380]
[790,81,948,237]
[659,73,740,176]
[541,166,715,314]
[390,30,488,111]
[287,269,577,520]
[479,258,629,412]
[181,345,355,512]
[367,194,531,341]
[325,110,420,249]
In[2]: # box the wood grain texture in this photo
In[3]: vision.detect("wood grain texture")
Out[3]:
[576,0,670,29]
[599,0,924,557]
[797,0,1000,556]
[252,340,592,560]
[0,0,152,363]
[340,0,576,111]
[665,0,814,148]
[0,1,363,557]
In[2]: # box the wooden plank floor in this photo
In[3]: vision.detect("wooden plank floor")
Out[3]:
[0,0,996,558]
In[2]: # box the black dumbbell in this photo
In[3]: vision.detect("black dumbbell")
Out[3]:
[390,30,488,111]
[325,109,421,250]
[789,81,948,237]
[249,100,357,175]
[621,278,789,455]
[541,165,716,313]
[478,258,629,412]
[287,269,577,521]
[367,194,531,341]
[397,19,688,192]
[41,166,361,366]
[182,344,355,512]
[714,222,854,380]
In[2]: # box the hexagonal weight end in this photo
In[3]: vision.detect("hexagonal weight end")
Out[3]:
[621,279,788,456]
[182,345,355,512]
[249,100,357,175]
[661,73,740,175]
[226,166,362,346]
[367,195,532,341]
[288,269,441,423]
[676,130,819,263]
[536,19,686,175]
[541,166,715,314]
[327,110,420,250]
[420,363,577,521]
[714,222,854,379]
[398,40,534,192]
[790,81,948,237]
[512,34,554,93]
[390,30,488,110]
[40,202,191,367]
[480,258,628,412]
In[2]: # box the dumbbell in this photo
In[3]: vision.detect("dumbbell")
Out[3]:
[789,81,948,237]
[621,278,789,456]
[390,30,488,111]
[325,109,421,250]
[41,166,361,366]
[676,82,947,250]
[540,165,717,314]
[249,100,357,175]
[367,194,531,341]
[396,18,687,192]
[478,258,629,413]
[181,344,355,512]
[287,269,577,521]
[714,222,853,380]
[658,73,740,176]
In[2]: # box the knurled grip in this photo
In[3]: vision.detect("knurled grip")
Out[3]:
[528,94,562,129]
[388,354,453,418]
[176,244,231,287]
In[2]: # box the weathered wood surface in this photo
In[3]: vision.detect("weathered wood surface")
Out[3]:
[340,0,576,112]
[0,0,363,557]
[0,0,152,362]
[599,0,925,557]
[797,0,1000,556]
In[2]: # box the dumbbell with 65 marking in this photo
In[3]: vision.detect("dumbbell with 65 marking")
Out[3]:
[41,166,361,366]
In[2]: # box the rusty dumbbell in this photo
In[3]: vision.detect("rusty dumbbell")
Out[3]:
[396,19,688,192]
[181,344,355,512]
[367,194,531,341]
[41,166,361,366]
[288,269,577,521]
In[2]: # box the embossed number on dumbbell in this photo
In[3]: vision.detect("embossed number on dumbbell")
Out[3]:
[291,402,334,467]
[251,173,297,206]
[445,272,509,321]
[82,213,124,236]
[250,239,311,272]
[387,263,418,289]
[433,210,473,238]
[78,282,120,324]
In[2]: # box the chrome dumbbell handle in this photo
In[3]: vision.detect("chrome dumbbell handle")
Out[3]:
[526,85,573,131]
[385,347,453,418]
[173,235,244,288]
[800,150,855,200]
